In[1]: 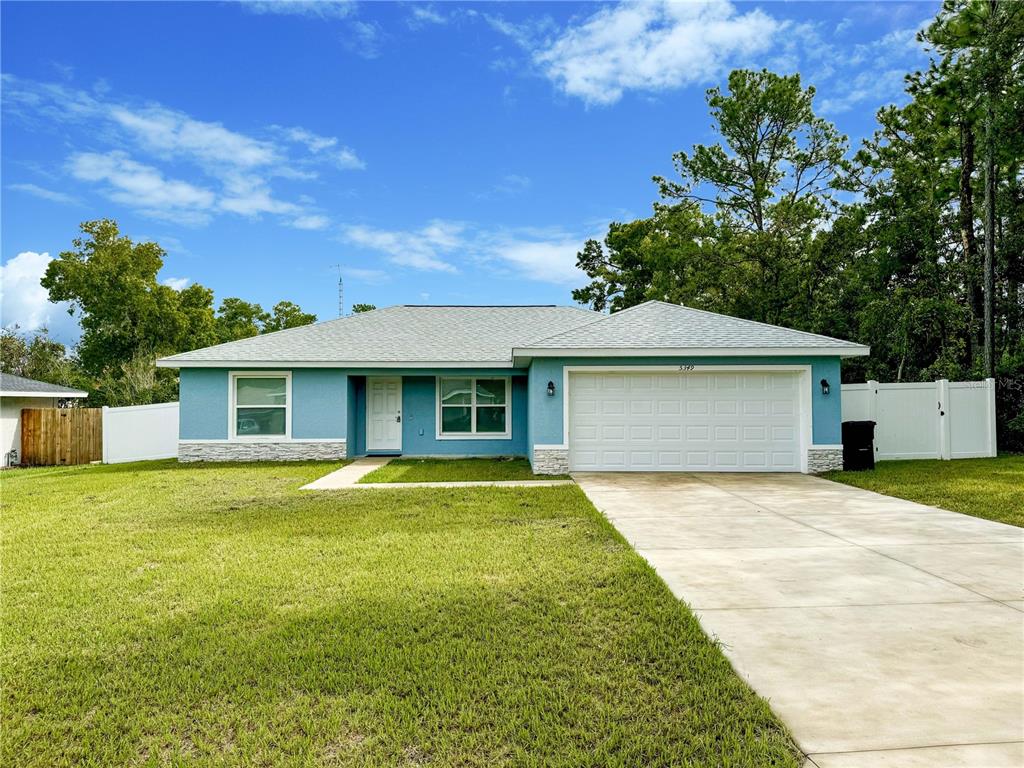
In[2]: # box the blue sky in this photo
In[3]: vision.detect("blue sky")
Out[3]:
[1,0,938,343]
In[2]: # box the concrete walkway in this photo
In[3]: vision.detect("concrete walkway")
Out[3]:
[300,456,392,489]
[301,457,575,490]
[574,472,1024,768]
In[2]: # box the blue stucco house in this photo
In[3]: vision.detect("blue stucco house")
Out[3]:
[157,301,869,473]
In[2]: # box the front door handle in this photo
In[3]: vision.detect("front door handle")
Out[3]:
[396,414,402,423]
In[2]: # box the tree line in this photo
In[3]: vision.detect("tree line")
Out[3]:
[572,0,1023,450]
[1,219,318,406]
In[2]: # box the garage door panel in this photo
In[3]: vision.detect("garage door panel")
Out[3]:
[773,451,796,465]
[772,401,794,416]
[687,400,710,415]
[569,371,802,472]
[742,451,767,467]
[743,425,767,440]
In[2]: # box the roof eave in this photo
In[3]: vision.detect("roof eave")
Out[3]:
[1,390,88,398]
[512,345,871,360]
[156,359,519,369]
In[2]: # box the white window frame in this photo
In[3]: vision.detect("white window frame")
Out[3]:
[228,371,292,441]
[435,376,512,440]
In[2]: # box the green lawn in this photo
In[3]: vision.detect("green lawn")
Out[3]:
[823,455,1024,527]
[359,457,565,483]
[2,460,798,767]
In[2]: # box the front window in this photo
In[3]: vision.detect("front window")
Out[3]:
[232,374,289,438]
[438,377,510,437]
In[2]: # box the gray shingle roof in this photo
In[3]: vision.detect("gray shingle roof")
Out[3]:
[158,301,868,367]
[0,372,88,396]
[519,301,868,353]
[159,305,602,365]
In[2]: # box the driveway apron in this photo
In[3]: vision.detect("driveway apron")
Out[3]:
[574,472,1024,768]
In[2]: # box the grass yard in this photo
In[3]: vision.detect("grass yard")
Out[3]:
[3,460,799,767]
[824,455,1024,527]
[358,457,566,483]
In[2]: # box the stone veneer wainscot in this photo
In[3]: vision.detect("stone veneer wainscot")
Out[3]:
[179,441,347,462]
[531,446,569,475]
[807,447,843,473]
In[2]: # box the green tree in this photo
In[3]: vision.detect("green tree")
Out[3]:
[0,326,82,388]
[351,303,377,314]
[921,0,1024,375]
[576,70,849,329]
[41,220,217,376]
[215,298,269,342]
[573,203,711,312]
[264,301,317,331]
[654,70,849,327]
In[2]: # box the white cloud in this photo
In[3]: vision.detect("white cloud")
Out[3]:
[819,68,911,115]
[0,252,76,337]
[339,218,592,285]
[3,75,364,229]
[282,126,365,169]
[485,1,931,114]
[289,214,330,230]
[160,276,191,290]
[339,220,463,273]
[529,0,783,105]
[848,25,923,67]
[284,126,339,153]
[476,174,531,199]
[344,267,390,284]
[485,234,585,285]
[8,183,80,205]
[218,172,300,217]
[407,5,447,29]
[69,151,216,224]
[109,105,278,168]
[343,19,385,59]
[333,146,365,170]
[240,1,354,19]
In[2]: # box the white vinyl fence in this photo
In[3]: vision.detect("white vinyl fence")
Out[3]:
[841,379,997,461]
[101,402,179,464]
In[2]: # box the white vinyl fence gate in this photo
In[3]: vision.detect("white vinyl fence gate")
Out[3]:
[841,379,997,461]
[101,402,179,464]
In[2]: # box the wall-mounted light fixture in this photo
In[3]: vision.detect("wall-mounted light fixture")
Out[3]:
[820,378,831,396]
[546,380,556,397]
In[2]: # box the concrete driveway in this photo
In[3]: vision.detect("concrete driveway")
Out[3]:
[575,472,1024,768]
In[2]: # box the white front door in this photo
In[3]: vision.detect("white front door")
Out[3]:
[569,370,803,472]
[366,377,402,452]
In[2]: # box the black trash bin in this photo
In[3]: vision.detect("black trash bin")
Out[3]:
[842,420,876,471]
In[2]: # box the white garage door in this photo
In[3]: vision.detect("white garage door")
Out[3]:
[569,371,802,472]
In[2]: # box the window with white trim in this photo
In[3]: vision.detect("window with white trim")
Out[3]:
[231,373,290,438]
[438,377,510,437]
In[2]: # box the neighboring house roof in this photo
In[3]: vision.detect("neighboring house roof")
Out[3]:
[0,372,88,398]
[516,301,869,356]
[157,301,869,368]
[158,305,602,367]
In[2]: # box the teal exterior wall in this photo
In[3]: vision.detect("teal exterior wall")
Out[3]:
[397,375,527,456]
[527,356,845,447]
[178,367,348,440]
[179,368,229,439]
[178,358,844,454]
[292,369,347,439]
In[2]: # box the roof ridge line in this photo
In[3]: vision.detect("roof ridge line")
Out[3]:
[519,307,611,346]
[161,304,403,360]
[517,299,664,347]
[662,302,862,346]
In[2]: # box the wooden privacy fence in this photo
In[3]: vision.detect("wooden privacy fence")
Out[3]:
[20,408,103,466]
